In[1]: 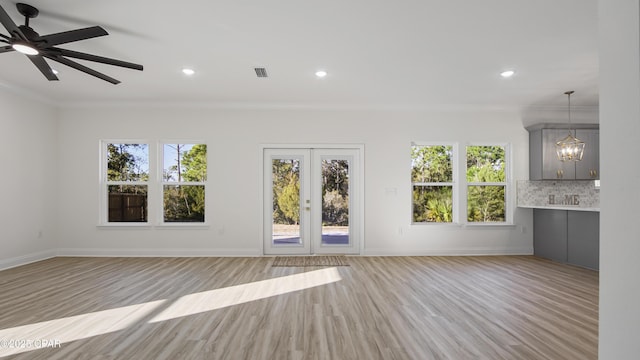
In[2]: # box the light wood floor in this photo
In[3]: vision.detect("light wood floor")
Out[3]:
[0,256,598,359]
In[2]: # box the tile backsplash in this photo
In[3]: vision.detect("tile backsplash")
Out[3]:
[517,180,600,208]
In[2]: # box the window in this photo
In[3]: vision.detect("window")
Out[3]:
[100,141,207,226]
[411,143,510,225]
[411,144,455,223]
[466,145,507,223]
[162,144,207,223]
[105,143,149,223]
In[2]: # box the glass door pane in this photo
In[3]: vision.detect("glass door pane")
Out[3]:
[263,149,311,255]
[312,149,359,254]
[320,159,350,246]
[272,158,301,245]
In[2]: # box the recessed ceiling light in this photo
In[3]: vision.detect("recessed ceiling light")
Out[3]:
[52,69,59,75]
[500,70,515,78]
[315,70,327,78]
[182,68,195,76]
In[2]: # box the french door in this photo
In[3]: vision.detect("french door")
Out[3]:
[263,147,361,255]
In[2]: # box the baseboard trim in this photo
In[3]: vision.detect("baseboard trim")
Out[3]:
[0,249,58,271]
[56,248,263,257]
[0,248,535,269]
[362,248,534,256]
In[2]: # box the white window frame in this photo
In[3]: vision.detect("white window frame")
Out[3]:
[98,140,209,228]
[410,142,514,227]
[410,142,459,224]
[462,143,512,225]
[158,141,208,226]
[99,140,152,227]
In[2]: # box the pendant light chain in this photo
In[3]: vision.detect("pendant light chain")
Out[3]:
[565,90,574,136]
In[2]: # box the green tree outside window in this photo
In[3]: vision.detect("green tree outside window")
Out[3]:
[411,145,454,223]
[466,145,506,222]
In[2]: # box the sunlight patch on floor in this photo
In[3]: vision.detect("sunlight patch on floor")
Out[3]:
[0,300,165,356]
[149,267,342,323]
[0,267,342,356]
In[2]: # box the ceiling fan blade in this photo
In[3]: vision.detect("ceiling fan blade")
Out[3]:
[39,26,108,47]
[50,47,143,71]
[44,54,120,84]
[1,45,15,53]
[27,55,59,81]
[0,4,26,40]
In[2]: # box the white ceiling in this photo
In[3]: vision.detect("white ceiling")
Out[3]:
[0,0,599,111]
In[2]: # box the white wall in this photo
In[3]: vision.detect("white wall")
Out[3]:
[598,0,640,358]
[56,106,532,256]
[0,87,58,269]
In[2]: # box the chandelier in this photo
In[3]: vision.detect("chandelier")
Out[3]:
[556,90,585,161]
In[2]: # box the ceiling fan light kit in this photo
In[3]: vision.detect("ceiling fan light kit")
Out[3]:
[0,2,143,84]
[11,41,38,55]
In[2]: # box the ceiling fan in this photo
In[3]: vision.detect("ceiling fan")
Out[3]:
[0,2,142,84]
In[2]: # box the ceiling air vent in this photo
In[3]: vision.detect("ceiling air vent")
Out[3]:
[254,67,268,78]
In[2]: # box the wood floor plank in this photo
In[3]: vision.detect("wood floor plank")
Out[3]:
[0,256,598,359]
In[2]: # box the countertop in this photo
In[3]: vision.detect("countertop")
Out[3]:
[517,205,600,212]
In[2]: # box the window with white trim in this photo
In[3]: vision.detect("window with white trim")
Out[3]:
[411,144,456,223]
[100,141,207,225]
[411,143,510,225]
[104,143,149,223]
[161,143,207,223]
[466,145,507,223]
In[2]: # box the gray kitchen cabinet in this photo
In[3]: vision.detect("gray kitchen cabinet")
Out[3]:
[533,209,568,262]
[528,124,599,180]
[574,129,599,180]
[533,208,599,270]
[567,211,599,270]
